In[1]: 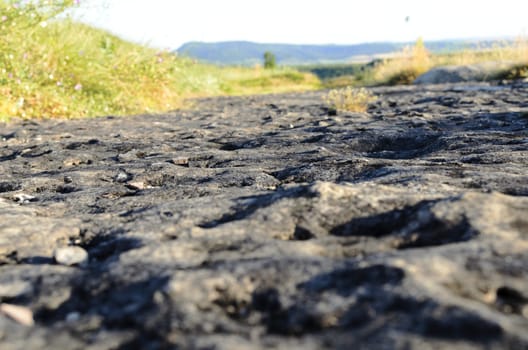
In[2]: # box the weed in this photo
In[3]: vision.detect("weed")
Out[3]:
[324,87,377,113]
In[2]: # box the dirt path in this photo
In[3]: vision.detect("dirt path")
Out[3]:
[1,82,528,349]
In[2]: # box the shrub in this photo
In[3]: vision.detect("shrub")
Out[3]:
[372,37,432,85]
[264,51,277,69]
[386,68,421,85]
[495,63,528,80]
[324,87,377,113]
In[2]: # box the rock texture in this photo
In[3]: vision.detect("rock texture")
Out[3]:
[1,81,527,349]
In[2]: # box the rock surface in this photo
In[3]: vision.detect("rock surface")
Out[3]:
[1,81,527,349]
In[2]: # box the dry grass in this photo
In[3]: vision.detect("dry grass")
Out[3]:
[373,38,431,85]
[324,87,377,113]
[372,37,528,85]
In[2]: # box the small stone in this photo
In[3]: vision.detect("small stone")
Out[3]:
[114,170,132,183]
[54,246,88,267]
[13,193,36,204]
[0,303,34,326]
[66,311,81,322]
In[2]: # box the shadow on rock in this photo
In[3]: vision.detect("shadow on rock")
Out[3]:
[300,264,405,297]
[331,198,479,249]
[263,264,503,344]
[32,232,174,346]
[198,184,316,228]
[81,233,142,264]
[351,131,445,160]
[36,272,172,347]
[337,293,503,344]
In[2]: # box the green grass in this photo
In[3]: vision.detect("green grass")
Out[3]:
[0,1,319,121]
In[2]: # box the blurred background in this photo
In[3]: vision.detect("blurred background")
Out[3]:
[1,0,527,120]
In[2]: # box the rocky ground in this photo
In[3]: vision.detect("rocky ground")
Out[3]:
[1,81,527,349]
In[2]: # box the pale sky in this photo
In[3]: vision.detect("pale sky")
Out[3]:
[74,0,528,50]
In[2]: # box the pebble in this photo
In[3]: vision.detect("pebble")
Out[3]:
[114,170,132,183]
[54,246,89,267]
[66,311,81,322]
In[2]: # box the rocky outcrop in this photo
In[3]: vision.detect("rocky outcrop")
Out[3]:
[1,82,527,349]
[414,62,516,84]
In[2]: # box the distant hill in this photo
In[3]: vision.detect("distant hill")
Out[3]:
[177,41,402,65]
[176,40,504,66]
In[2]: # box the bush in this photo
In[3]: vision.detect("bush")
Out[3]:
[324,87,377,113]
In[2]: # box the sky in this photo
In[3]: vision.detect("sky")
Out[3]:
[74,0,528,50]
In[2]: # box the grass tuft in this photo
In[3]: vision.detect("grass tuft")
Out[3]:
[324,87,377,113]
